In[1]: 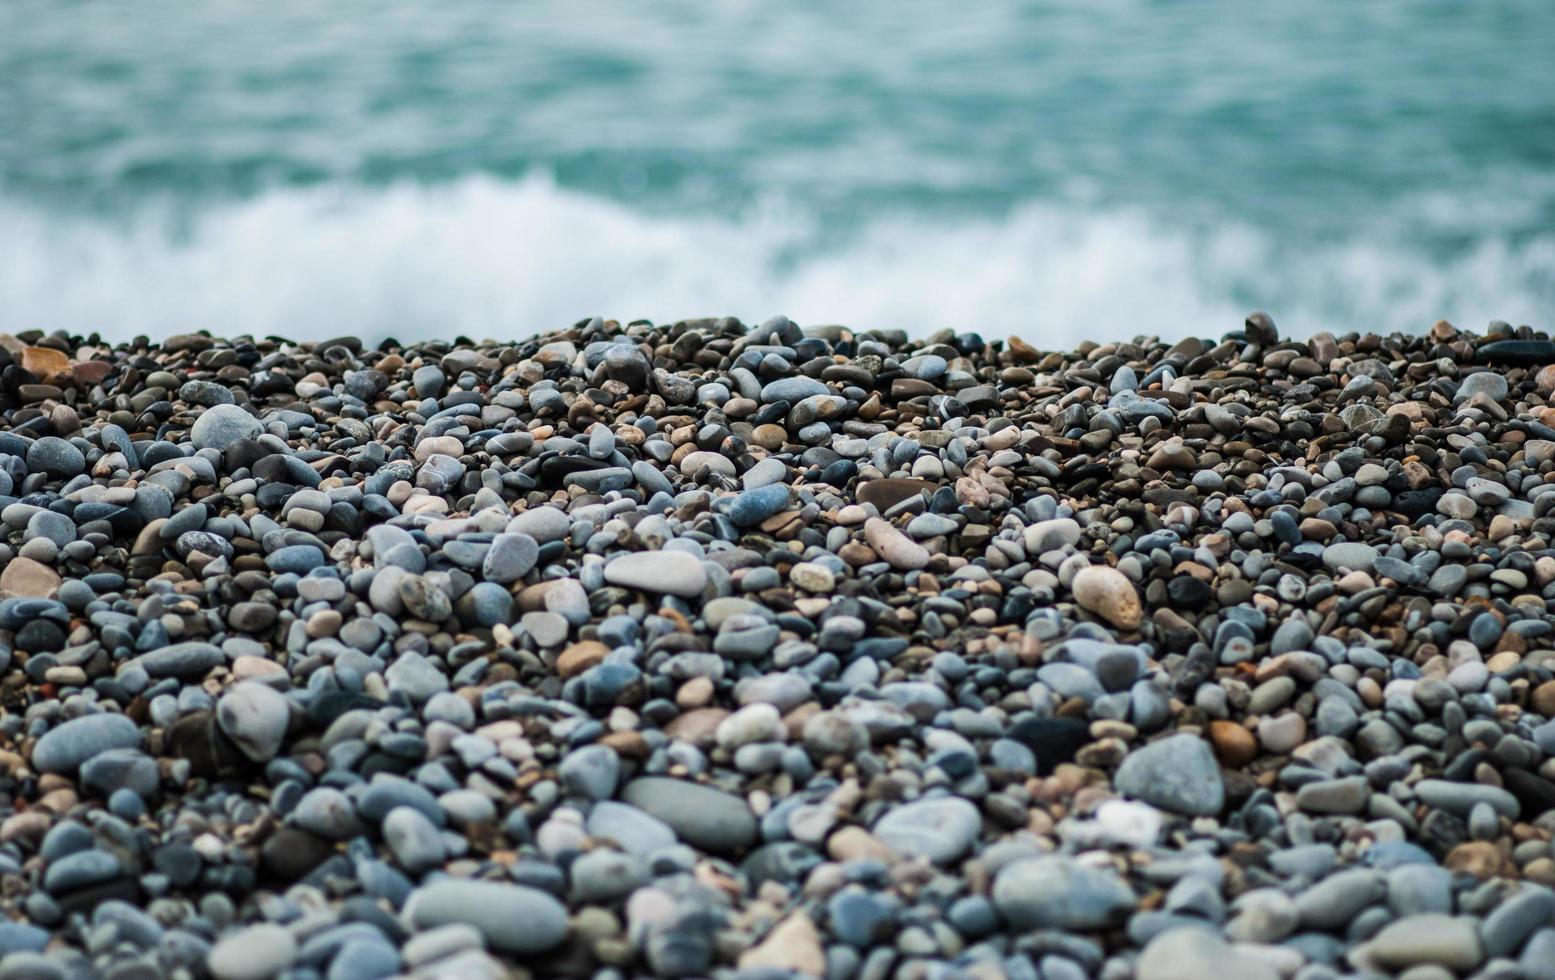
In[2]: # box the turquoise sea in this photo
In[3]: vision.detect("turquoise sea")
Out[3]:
[3,0,1553,343]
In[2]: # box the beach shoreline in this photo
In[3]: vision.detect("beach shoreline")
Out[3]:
[1,312,1553,977]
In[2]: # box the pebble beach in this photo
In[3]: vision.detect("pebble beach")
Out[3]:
[4,312,1555,979]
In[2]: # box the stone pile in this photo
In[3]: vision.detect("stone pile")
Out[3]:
[1,314,1555,978]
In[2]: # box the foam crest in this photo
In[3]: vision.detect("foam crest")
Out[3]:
[2,174,1550,344]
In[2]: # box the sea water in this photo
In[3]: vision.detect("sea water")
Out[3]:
[2,0,1552,344]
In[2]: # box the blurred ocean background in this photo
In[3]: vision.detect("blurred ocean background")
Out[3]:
[2,0,1553,344]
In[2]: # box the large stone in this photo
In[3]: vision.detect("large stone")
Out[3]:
[738,911,825,976]
[620,777,757,853]
[863,518,930,571]
[1113,734,1224,816]
[1367,914,1484,972]
[603,552,707,598]
[132,642,225,678]
[856,478,936,512]
[32,714,143,774]
[403,879,568,954]
[482,533,538,583]
[1137,927,1279,980]
[206,923,297,980]
[1072,565,1142,630]
[871,796,981,865]
[215,682,291,763]
[0,557,61,598]
[993,856,1136,930]
[190,403,263,451]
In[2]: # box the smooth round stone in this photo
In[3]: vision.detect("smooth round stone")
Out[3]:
[190,404,264,452]
[585,802,677,856]
[1023,518,1081,553]
[722,484,791,527]
[863,517,930,571]
[412,365,445,398]
[134,641,224,678]
[25,437,86,478]
[44,849,122,893]
[1413,779,1520,819]
[207,923,298,980]
[181,378,236,405]
[521,611,569,647]
[620,777,757,853]
[403,880,568,954]
[715,617,780,659]
[1166,576,1212,608]
[1481,888,1555,958]
[506,507,571,543]
[1113,734,1224,816]
[603,552,707,598]
[759,377,829,403]
[0,922,48,956]
[1293,868,1383,930]
[385,652,449,703]
[459,582,511,626]
[741,457,787,490]
[1455,372,1509,403]
[326,940,400,980]
[789,562,836,592]
[292,788,363,840]
[266,544,325,574]
[871,796,981,865]
[1257,713,1306,754]
[569,849,648,902]
[398,575,452,620]
[1137,927,1279,980]
[228,601,277,632]
[993,856,1136,931]
[383,806,446,874]
[1072,565,1142,630]
[79,748,160,800]
[557,744,620,801]
[1322,542,1378,573]
[25,511,75,549]
[678,452,735,479]
[1295,776,1370,814]
[216,682,290,763]
[481,533,538,583]
[32,713,142,774]
[1367,915,1484,972]
[0,557,61,598]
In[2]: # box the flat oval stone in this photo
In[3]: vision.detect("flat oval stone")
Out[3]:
[403,879,568,954]
[993,855,1136,930]
[871,796,981,865]
[132,642,225,678]
[207,923,298,980]
[620,777,757,853]
[603,551,707,598]
[32,713,143,774]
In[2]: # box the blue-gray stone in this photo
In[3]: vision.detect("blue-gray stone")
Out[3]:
[267,544,326,574]
[720,484,791,528]
[1113,734,1224,816]
[620,777,757,853]
[993,856,1136,930]
[32,714,142,774]
[404,880,568,954]
[481,533,538,583]
[133,641,224,678]
[44,849,122,894]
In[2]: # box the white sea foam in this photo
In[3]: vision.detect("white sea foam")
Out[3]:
[2,173,1550,345]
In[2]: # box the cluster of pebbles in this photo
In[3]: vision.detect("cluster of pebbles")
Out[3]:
[3,313,1555,979]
